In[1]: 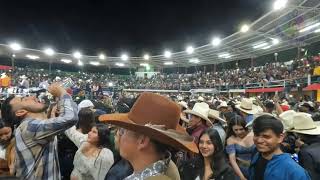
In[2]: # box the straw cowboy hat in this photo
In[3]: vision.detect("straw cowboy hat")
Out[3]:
[236,98,260,115]
[99,92,198,153]
[288,112,320,135]
[279,110,297,130]
[20,75,28,79]
[78,100,94,112]
[208,109,226,123]
[217,101,228,109]
[184,102,213,126]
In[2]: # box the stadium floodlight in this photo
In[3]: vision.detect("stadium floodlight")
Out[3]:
[121,54,129,61]
[253,42,269,49]
[116,62,125,67]
[61,59,72,63]
[273,0,287,10]
[299,22,320,33]
[211,37,221,46]
[73,51,82,59]
[186,46,194,54]
[314,28,320,33]
[140,63,149,67]
[43,48,55,56]
[90,61,100,66]
[98,53,106,60]
[12,54,16,57]
[9,42,22,51]
[143,54,150,60]
[164,50,172,58]
[189,58,200,63]
[78,60,84,66]
[26,54,40,60]
[164,61,173,65]
[240,24,250,33]
[218,53,231,58]
[272,38,280,45]
[262,45,272,49]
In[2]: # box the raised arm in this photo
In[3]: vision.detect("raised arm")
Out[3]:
[27,84,78,140]
[65,126,87,148]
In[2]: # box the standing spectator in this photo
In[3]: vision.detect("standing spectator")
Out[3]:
[184,102,213,143]
[290,113,320,179]
[249,115,310,180]
[226,115,255,180]
[99,92,198,179]
[236,98,260,124]
[1,83,78,179]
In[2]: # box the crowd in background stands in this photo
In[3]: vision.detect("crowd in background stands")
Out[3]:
[0,57,318,93]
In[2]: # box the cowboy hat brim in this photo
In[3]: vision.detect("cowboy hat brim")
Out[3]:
[208,113,226,123]
[236,104,259,114]
[99,113,199,153]
[183,109,213,126]
[288,126,320,135]
[180,114,190,123]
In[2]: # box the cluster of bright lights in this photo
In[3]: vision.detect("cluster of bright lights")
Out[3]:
[26,54,39,60]
[61,59,72,64]
[189,58,200,63]
[115,62,124,67]
[218,53,232,59]
[299,22,320,33]
[5,1,293,67]
[164,61,173,65]
[89,61,100,66]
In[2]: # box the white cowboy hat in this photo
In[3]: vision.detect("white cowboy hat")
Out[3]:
[217,101,228,109]
[178,101,188,109]
[55,76,61,81]
[198,96,205,102]
[279,110,297,130]
[208,109,226,123]
[236,98,260,115]
[78,100,94,111]
[184,102,212,126]
[288,112,320,135]
[20,75,28,79]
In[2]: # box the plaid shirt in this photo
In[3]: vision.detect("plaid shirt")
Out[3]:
[15,94,78,180]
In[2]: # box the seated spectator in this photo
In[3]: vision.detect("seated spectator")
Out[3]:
[0,119,15,176]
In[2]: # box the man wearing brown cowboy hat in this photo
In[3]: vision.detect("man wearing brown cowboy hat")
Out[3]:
[99,92,198,180]
[289,112,320,179]
[184,102,213,143]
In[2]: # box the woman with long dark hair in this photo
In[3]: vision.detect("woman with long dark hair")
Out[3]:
[180,128,235,180]
[226,115,255,180]
[65,123,114,180]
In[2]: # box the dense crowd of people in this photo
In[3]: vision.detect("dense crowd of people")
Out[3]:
[0,55,319,180]
[0,79,320,179]
[0,56,318,95]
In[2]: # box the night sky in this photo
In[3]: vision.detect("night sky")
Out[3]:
[0,0,270,56]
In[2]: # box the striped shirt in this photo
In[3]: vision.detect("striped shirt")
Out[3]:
[15,94,78,180]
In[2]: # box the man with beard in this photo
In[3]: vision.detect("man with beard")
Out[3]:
[1,83,78,179]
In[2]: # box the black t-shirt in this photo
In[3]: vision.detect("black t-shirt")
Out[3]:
[254,156,269,180]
